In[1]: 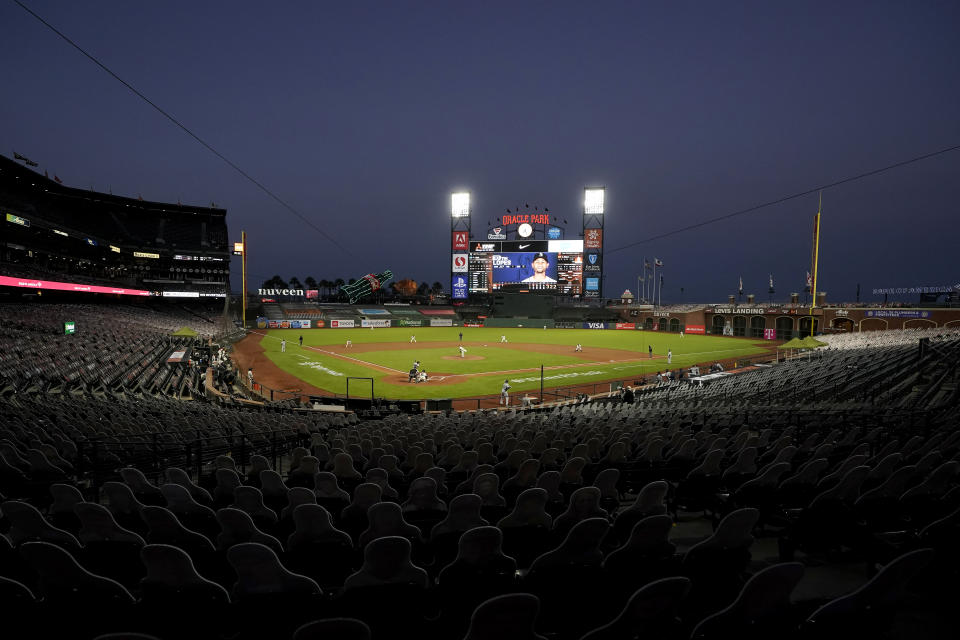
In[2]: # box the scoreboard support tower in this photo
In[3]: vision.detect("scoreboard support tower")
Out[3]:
[582,187,605,299]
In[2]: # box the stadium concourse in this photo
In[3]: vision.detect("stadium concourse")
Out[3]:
[0,299,957,639]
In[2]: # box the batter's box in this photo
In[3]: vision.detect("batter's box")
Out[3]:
[428,376,448,381]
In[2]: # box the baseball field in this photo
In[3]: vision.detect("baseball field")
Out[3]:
[235,327,777,402]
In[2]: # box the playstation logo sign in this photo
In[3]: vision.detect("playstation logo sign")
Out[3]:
[452,275,468,299]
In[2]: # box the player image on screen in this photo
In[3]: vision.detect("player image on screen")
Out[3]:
[521,253,557,283]
[491,252,558,287]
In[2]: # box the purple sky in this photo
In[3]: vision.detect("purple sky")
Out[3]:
[2,1,958,303]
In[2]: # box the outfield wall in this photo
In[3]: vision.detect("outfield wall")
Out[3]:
[482,318,556,329]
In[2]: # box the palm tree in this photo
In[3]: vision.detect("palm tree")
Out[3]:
[262,275,287,290]
[288,276,303,291]
[334,278,345,293]
[431,281,443,294]
[417,282,430,296]
[304,276,318,290]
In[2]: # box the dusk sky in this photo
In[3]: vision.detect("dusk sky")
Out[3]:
[2,1,958,303]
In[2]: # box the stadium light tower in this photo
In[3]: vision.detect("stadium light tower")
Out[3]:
[582,186,605,299]
[233,232,247,328]
[450,191,471,301]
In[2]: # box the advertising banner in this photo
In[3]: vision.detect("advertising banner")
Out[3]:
[452,275,468,299]
[397,318,423,327]
[361,318,391,328]
[330,319,355,328]
[615,322,635,330]
[487,227,507,240]
[555,322,577,329]
[452,253,468,272]
[289,320,312,329]
[256,317,268,329]
[548,226,562,239]
[268,320,279,328]
[583,322,607,329]
[864,310,932,318]
[0,275,151,297]
[305,290,319,299]
[584,229,602,249]
[685,325,706,335]
[452,231,469,251]
[463,322,484,328]
[763,328,776,340]
[584,252,602,272]
[430,318,454,327]
[420,308,457,315]
[358,308,391,315]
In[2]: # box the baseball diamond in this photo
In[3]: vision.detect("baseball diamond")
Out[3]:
[232,326,778,404]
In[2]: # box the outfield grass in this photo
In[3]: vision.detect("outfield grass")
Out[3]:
[259,327,773,400]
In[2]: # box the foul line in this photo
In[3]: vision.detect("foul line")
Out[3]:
[248,331,405,374]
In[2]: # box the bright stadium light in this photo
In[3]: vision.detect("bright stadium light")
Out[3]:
[451,192,471,218]
[584,187,605,215]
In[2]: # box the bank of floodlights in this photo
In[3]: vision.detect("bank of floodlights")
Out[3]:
[584,187,605,215]
[451,192,471,218]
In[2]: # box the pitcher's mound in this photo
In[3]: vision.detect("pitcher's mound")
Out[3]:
[442,355,485,361]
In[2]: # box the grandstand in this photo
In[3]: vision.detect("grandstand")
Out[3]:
[1,296,957,639]
[1,156,957,640]
[0,154,231,300]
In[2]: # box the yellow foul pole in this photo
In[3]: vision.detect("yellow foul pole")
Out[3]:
[809,194,821,337]
[241,230,247,329]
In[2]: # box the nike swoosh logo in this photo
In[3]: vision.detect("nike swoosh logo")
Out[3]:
[519,244,530,249]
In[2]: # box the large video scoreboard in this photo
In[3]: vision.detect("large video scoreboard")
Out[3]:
[461,240,587,295]
[450,201,604,299]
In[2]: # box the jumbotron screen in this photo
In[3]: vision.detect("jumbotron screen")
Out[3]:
[467,240,585,294]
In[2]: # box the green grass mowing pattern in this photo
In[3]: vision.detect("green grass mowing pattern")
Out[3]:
[259,327,773,399]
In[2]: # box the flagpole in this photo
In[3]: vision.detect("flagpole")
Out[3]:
[642,257,646,302]
[652,262,657,308]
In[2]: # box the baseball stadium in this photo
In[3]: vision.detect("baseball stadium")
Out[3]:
[2,149,959,640]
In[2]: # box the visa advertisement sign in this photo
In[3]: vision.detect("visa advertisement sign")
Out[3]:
[452,275,468,299]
